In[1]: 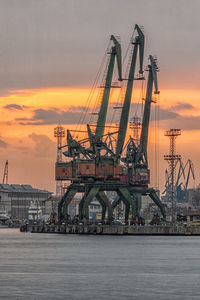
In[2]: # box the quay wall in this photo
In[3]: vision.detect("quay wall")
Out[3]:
[21,224,200,235]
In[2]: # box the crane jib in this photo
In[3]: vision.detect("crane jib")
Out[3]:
[95,36,122,139]
[116,25,145,158]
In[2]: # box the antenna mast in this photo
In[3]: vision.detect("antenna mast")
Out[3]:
[2,160,8,184]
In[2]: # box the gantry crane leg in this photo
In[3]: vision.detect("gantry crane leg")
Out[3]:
[111,194,129,221]
[79,188,108,221]
[79,188,114,222]
[58,188,77,220]
[134,193,142,219]
[82,186,100,219]
[95,193,107,221]
[149,189,166,220]
[96,191,113,221]
[129,193,137,218]
[111,195,120,210]
[79,189,90,220]
[117,188,136,222]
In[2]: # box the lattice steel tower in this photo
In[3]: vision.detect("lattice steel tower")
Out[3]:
[129,116,142,146]
[54,125,65,195]
[164,129,181,222]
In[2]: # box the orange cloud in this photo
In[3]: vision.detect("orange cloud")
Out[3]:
[0,86,199,192]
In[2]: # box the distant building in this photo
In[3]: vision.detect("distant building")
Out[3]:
[184,210,200,224]
[141,190,161,219]
[186,188,200,207]
[67,195,102,220]
[0,184,52,220]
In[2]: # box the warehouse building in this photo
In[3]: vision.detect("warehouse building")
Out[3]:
[0,184,52,221]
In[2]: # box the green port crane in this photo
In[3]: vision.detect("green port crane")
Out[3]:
[58,35,123,222]
[57,26,166,224]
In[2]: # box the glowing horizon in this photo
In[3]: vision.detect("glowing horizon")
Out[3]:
[0,85,199,192]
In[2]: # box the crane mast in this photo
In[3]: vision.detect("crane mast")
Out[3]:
[116,24,144,159]
[95,35,122,139]
[135,55,159,167]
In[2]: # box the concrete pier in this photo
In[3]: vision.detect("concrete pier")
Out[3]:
[20,223,200,235]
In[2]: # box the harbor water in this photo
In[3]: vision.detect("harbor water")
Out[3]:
[0,229,200,299]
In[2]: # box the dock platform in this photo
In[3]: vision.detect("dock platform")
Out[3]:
[20,223,200,235]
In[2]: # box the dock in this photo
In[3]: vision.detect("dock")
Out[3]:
[20,223,200,236]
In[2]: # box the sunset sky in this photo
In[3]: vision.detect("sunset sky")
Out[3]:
[0,0,200,193]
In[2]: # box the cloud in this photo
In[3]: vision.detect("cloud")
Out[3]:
[148,105,200,130]
[170,102,194,112]
[163,115,200,131]
[149,102,200,130]
[13,146,29,155]
[14,104,181,126]
[11,101,200,133]
[16,106,91,125]
[29,133,56,157]
[0,138,7,148]
[128,102,200,131]
[4,104,24,110]
[128,103,179,122]
[152,108,179,121]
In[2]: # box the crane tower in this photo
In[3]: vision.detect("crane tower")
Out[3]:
[129,116,142,147]
[164,129,181,222]
[54,125,65,162]
[54,125,65,195]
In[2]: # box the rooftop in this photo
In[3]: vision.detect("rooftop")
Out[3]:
[0,184,51,194]
[184,210,200,216]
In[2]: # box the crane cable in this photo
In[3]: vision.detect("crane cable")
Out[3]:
[110,27,136,127]
[154,92,160,189]
[74,42,109,139]
[88,45,112,125]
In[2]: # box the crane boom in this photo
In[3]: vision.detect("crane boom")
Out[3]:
[64,36,122,159]
[135,24,145,74]
[95,35,122,139]
[185,159,195,189]
[115,24,144,159]
[135,55,159,166]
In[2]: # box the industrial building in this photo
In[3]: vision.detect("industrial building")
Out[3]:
[0,184,52,221]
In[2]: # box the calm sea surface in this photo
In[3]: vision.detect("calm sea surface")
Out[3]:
[0,229,200,300]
